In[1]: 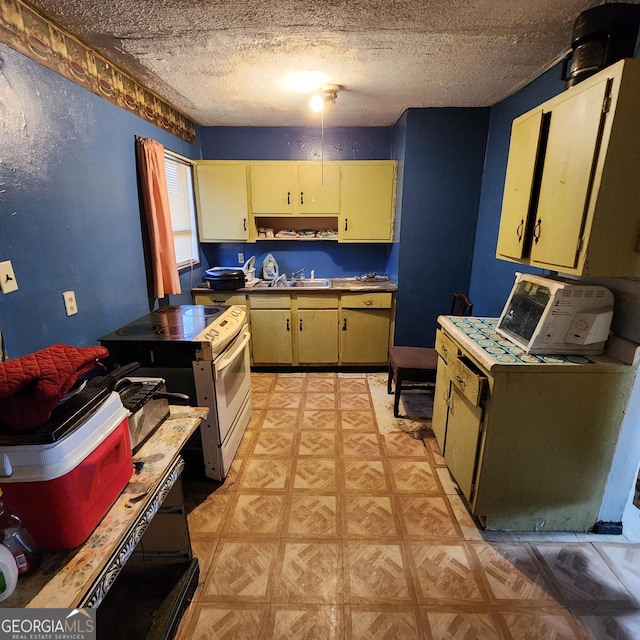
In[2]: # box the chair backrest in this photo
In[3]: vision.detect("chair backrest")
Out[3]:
[450,293,473,316]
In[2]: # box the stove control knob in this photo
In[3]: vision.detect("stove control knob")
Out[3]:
[206,329,219,340]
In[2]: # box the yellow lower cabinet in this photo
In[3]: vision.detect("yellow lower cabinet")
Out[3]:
[297,309,339,364]
[443,386,483,502]
[192,291,247,307]
[431,358,451,451]
[250,309,293,364]
[340,309,390,364]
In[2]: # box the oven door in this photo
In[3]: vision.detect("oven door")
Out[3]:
[213,326,251,443]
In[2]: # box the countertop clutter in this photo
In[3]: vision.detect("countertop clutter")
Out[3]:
[193,276,398,293]
[2,406,206,610]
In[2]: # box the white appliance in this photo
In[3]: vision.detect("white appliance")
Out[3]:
[496,272,614,354]
[192,322,252,480]
[99,305,251,480]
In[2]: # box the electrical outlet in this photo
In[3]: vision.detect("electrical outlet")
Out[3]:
[238,252,244,264]
[63,291,78,316]
[0,260,18,294]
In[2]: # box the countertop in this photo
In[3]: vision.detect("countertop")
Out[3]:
[192,277,397,294]
[438,315,638,374]
[2,406,206,609]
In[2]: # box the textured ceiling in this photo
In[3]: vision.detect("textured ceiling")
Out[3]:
[26,0,608,126]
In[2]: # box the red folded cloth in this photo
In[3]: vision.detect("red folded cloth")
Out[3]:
[0,344,109,430]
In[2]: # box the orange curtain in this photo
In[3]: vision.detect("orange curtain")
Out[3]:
[135,137,181,298]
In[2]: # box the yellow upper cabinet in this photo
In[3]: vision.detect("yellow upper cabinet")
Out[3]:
[339,162,397,242]
[297,164,341,214]
[249,164,297,214]
[249,162,340,215]
[195,161,249,242]
[496,59,640,277]
[496,110,544,261]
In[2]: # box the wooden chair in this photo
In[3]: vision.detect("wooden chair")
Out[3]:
[387,293,473,417]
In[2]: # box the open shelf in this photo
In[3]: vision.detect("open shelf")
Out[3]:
[253,215,339,240]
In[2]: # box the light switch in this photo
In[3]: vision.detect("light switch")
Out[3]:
[0,261,18,294]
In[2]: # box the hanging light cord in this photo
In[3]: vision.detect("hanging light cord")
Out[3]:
[321,108,325,185]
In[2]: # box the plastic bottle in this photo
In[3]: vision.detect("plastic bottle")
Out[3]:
[261,253,279,280]
[0,543,18,601]
[0,488,41,576]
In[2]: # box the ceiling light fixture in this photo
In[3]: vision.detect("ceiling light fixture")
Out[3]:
[311,85,342,183]
[310,84,341,112]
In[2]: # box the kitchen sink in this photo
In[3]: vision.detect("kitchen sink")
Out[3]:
[252,278,332,289]
[290,278,332,288]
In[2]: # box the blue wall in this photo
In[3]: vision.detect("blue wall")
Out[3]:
[468,65,568,315]
[1,37,490,358]
[198,127,394,279]
[199,126,392,161]
[200,117,489,341]
[0,44,201,357]
[393,108,490,347]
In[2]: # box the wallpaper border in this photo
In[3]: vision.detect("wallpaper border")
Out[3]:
[0,0,196,143]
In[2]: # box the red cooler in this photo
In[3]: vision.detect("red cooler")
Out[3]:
[0,391,132,550]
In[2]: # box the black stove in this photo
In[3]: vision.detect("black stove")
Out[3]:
[99,305,230,370]
[99,305,226,342]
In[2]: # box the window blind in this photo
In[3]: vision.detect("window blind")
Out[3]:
[164,152,199,267]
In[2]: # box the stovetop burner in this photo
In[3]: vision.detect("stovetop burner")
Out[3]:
[117,323,161,336]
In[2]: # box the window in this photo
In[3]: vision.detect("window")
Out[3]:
[163,151,199,268]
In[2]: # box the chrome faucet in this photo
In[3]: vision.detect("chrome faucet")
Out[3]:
[270,273,289,287]
[291,268,305,279]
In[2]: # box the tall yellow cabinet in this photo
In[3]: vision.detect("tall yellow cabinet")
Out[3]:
[433,316,637,532]
[496,58,640,277]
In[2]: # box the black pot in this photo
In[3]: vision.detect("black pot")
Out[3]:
[563,3,640,88]
[203,268,246,291]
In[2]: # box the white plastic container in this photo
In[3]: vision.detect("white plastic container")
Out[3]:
[0,543,18,602]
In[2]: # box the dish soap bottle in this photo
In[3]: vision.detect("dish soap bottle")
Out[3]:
[261,253,279,280]
[0,488,41,576]
[0,543,18,602]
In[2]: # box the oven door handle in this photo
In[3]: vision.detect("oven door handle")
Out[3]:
[215,330,250,373]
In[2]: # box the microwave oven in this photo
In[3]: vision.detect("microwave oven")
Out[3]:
[496,273,614,355]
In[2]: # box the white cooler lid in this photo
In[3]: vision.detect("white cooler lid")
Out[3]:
[0,392,129,482]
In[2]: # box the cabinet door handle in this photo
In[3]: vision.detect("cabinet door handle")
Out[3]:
[286,318,290,331]
[287,191,291,205]
[455,375,465,386]
[243,218,247,231]
[533,218,542,243]
[299,319,303,331]
[300,191,304,205]
[516,218,524,243]
[342,318,347,331]
[364,298,373,306]
[344,218,349,231]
